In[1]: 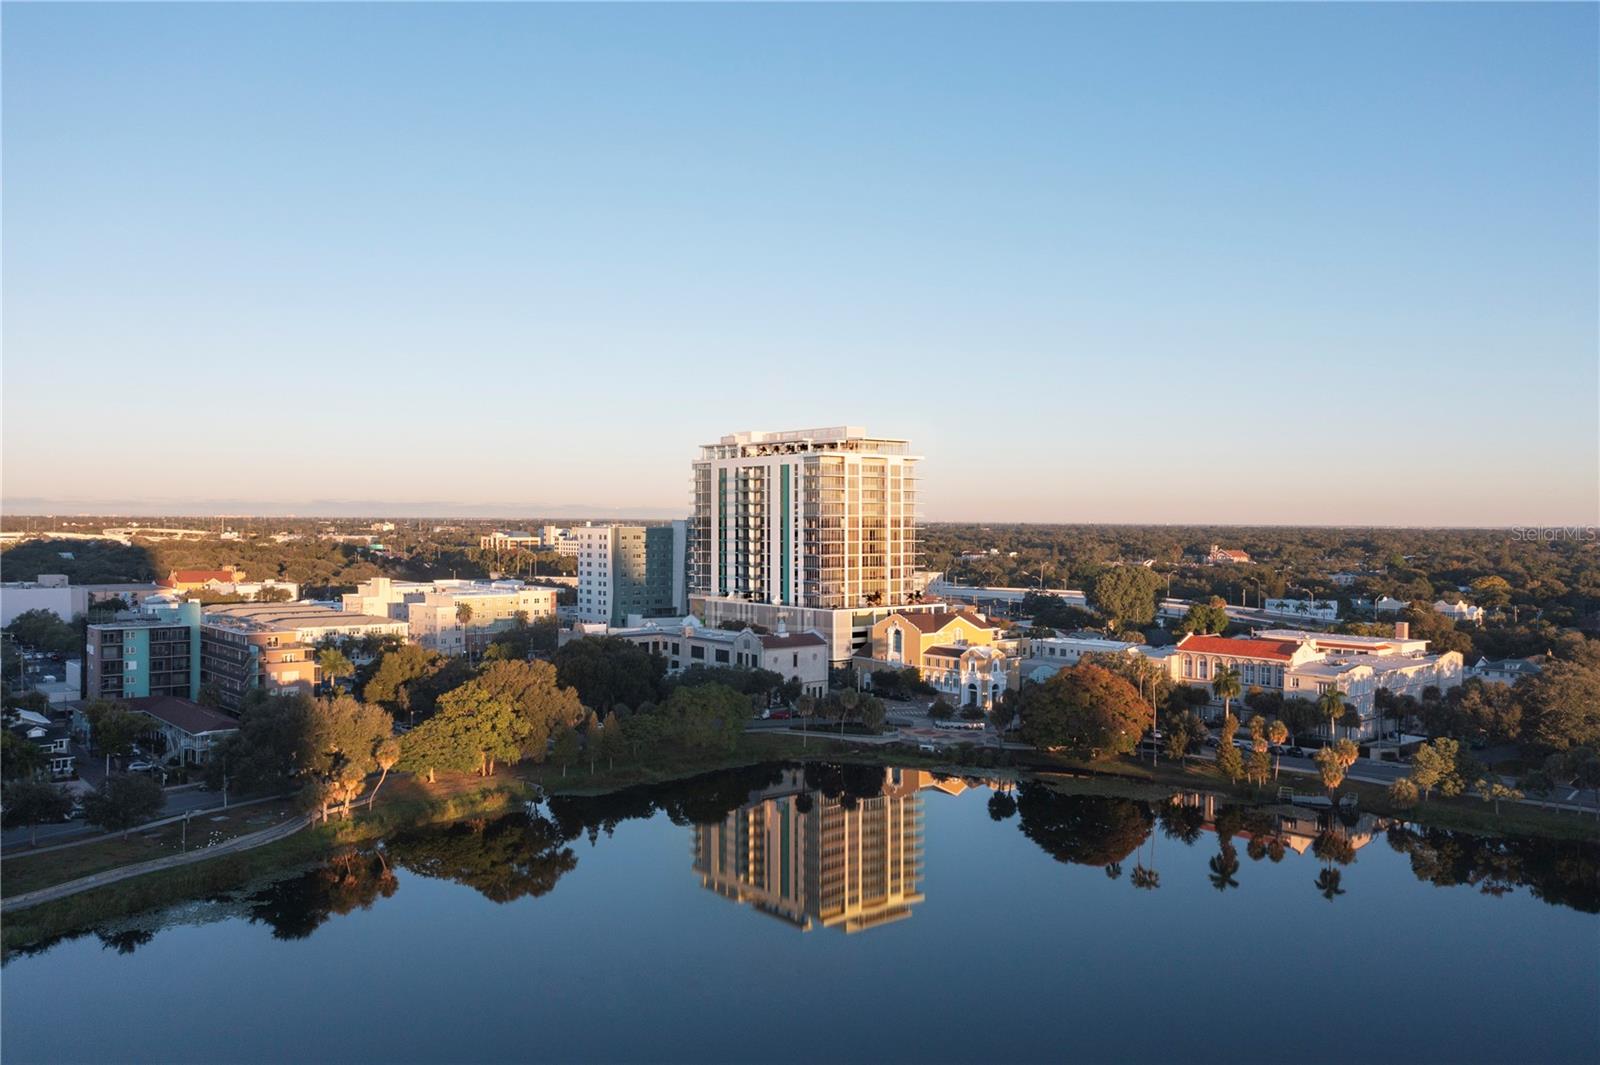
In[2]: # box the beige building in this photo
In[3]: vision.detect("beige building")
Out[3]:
[200,602,408,708]
[694,766,929,933]
[344,577,557,657]
[857,609,1020,711]
[689,426,925,664]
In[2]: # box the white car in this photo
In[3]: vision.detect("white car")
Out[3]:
[125,761,157,773]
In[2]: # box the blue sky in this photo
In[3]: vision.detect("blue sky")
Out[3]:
[4,3,1596,524]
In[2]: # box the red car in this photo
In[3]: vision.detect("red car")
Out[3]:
[766,709,793,720]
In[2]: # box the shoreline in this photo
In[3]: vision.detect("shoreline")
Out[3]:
[4,733,1595,956]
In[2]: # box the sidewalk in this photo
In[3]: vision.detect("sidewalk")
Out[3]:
[1,793,291,860]
[1,813,311,913]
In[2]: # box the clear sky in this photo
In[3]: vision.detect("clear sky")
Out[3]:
[3,3,1596,525]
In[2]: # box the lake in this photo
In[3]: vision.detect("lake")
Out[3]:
[4,763,1597,1064]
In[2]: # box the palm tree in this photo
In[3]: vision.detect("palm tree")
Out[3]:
[1315,867,1346,902]
[455,602,475,663]
[1268,719,1288,779]
[1211,665,1241,722]
[837,689,859,736]
[317,647,354,695]
[1373,686,1394,743]
[1316,687,1345,743]
[796,694,816,747]
[368,738,401,809]
[1208,841,1241,892]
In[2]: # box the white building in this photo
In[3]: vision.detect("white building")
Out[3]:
[1469,656,1543,686]
[1024,635,1142,681]
[344,577,557,656]
[1374,596,1408,615]
[1433,599,1485,625]
[689,426,923,664]
[1166,625,1463,740]
[479,531,540,552]
[562,616,829,698]
[574,522,687,626]
[1,574,165,626]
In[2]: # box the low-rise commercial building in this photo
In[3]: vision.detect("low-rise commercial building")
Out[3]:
[1,574,165,626]
[1167,626,1464,739]
[561,616,829,698]
[159,567,247,593]
[343,577,556,657]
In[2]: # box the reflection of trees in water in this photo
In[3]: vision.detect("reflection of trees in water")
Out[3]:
[387,814,574,905]
[247,847,398,939]
[1015,784,1153,870]
[1385,825,1600,913]
[546,763,791,841]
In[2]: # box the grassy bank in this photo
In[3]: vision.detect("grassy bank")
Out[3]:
[0,777,528,957]
[2,800,301,899]
[1023,752,1600,842]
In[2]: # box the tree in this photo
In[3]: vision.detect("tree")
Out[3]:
[1521,660,1600,753]
[662,684,751,752]
[596,712,625,769]
[1162,709,1206,764]
[368,738,401,809]
[302,694,393,804]
[551,637,664,713]
[196,681,225,709]
[1211,666,1241,720]
[1178,601,1230,636]
[2,779,72,845]
[1216,713,1244,784]
[1018,663,1146,761]
[463,659,585,762]
[859,695,888,734]
[1473,774,1522,816]
[317,648,355,694]
[1268,719,1289,779]
[1409,737,1462,802]
[1089,567,1163,630]
[1388,777,1420,809]
[550,726,581,778]
[1314,738,1359,802]
[1316,688,1347,743]
[1247,714,1272,788]
[455,602,475,662]
[82,773,164,837]
[987,789,1018,821]
[1,729,46,782]
[83,702,144,776]
[362,644,441,710]
[1279,697,1320,748]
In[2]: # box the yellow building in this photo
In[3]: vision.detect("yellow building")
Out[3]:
[858,610,1018,711]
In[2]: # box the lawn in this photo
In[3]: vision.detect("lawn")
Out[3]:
[1,800,301,899]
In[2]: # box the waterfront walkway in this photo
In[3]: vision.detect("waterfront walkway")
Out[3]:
[1,813,311,914]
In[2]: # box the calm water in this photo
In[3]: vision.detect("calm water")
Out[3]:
[4,764,1597,1065]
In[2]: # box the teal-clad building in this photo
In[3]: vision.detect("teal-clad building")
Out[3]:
[84,601,202,702]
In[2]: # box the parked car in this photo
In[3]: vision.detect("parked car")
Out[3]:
[766,709,792,720]
[1285,746,1308,759]
[125,761,156,773]
[917,742,937,753]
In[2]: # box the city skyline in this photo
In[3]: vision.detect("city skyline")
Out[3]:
[4,4,1597,525]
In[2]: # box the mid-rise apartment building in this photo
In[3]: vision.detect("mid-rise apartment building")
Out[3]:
[200,602,408,708]
[84,601,203,702]
[689,426,928,664]
[573,522,687,626]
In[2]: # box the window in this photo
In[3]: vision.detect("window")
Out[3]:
[691,646,705,660]
[715,649,729,664]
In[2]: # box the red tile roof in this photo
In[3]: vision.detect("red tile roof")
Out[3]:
[889,610,999,634]
[161,568,242,587]
[1175,634,1302,662]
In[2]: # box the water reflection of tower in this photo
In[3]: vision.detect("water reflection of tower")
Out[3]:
[693,768,928,933]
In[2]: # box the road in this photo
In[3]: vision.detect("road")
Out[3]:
[2,785,236,851]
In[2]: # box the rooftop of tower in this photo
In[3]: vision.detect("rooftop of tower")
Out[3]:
[697,427,918,460]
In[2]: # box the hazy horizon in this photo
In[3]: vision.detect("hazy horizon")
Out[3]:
[4,5,1596,526]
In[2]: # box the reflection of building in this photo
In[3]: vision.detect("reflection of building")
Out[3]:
[693,768,930,933]
[1172,792,1378,855]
